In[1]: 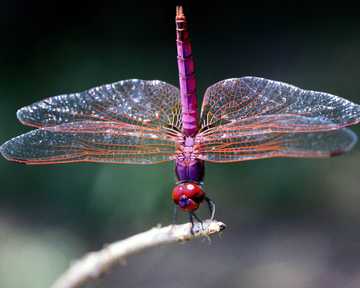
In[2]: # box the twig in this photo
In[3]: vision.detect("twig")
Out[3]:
[50,219,226,288]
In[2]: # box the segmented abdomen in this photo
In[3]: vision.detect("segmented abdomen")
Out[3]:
[176,7,198,137]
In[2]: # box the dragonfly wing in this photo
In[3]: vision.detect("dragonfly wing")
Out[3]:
[197,128,357,163]
[0,121,177,165]
[200,77,360,132]
[17,79,182,131]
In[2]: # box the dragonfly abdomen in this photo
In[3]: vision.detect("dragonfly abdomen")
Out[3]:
[176,6,198,137]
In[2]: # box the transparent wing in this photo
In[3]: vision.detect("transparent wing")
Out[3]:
[0,122,177,165]
[200,77,360,132]
[17,79,182,131]
[199,114,342,140]
[197,128,357,163]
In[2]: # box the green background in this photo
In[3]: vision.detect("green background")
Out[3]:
[1,1,360,287]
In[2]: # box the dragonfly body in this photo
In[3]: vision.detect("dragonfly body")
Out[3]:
[1,6,360,226]
[175,7,204,183]
[174,6,206,214]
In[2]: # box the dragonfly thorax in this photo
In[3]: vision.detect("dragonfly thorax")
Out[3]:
[176,136,199,161]
[175,136,205,183]
[172,182,205,212]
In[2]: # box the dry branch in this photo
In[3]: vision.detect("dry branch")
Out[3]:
[50,219,226,288]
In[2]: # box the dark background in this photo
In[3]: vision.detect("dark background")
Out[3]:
[1,1,360,287]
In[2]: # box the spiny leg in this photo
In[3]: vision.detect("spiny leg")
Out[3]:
[192,212,203,224]
[205,197,216,220]
[189,212,195,235]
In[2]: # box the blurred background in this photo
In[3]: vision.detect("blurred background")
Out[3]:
[1,1,360,287]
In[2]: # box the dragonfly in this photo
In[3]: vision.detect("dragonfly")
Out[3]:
[1,6,360,229]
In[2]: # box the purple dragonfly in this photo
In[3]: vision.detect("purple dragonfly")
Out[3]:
[1,6,360,228]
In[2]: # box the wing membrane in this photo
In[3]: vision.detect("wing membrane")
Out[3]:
[17,79,182,131]
[200,77,360,132]
[0,122,177,165]
[198,128,357,163]
[199,114,343,140]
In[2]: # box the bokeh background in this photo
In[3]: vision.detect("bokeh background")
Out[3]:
[1,1,360,287]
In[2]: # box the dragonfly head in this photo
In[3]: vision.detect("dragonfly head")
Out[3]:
[172,182,205,212]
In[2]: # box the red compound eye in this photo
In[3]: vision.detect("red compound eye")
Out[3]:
[172,182,205,211]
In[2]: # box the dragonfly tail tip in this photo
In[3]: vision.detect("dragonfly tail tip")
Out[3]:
[176,5,185,20]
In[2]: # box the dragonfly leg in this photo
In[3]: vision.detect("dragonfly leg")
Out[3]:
[205,197,216,220]
[192,212,203,224]
[191,212,204,232]
[189,212,195,235]
[172,204,178,225]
